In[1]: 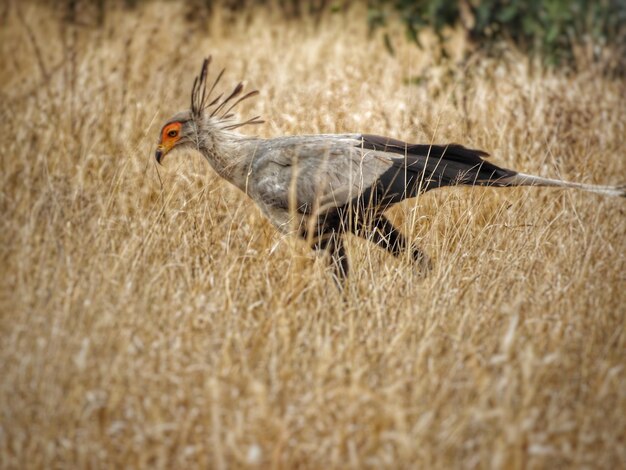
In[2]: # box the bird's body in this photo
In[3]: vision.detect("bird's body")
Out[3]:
[155,58,625,284]
[246,134,513,232]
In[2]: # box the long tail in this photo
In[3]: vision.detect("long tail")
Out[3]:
[501,172,626,198]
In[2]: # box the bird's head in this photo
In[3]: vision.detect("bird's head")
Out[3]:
[155,110,195,164]
[155,57,262,165]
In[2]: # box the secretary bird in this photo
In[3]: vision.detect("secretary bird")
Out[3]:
[155,57,625,284]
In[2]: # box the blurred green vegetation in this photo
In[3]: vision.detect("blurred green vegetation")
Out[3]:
[368,0,626,71]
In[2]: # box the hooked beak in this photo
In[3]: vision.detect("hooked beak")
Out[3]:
[155,144,169,165]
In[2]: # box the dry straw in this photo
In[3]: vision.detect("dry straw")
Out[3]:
[1,2,625,468]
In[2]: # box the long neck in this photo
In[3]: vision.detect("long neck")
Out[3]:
[196,125,261,191]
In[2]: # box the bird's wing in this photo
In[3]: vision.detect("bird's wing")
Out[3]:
[249,135,391,217]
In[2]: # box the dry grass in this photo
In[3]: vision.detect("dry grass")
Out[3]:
[1,2,625,468]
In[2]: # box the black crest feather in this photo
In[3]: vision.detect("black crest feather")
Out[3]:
[190,56,262,130]
[191,56,211,118]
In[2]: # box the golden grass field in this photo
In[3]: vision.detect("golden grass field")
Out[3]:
[1,2,625,468]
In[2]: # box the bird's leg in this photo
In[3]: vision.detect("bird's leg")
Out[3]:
[313,232,350,288]
[361,215,432,273]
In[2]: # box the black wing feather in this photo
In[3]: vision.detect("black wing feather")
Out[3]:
[361,134,514,183]
[356,134,516,208]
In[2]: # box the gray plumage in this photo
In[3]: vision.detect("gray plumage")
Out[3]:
[155,58,626,285]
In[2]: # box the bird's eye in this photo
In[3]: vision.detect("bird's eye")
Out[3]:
[167,129,178,138]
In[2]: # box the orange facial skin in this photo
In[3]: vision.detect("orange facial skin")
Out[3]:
[155,122,182,164]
